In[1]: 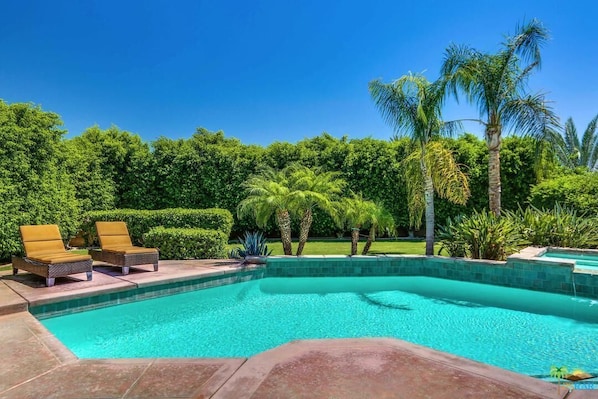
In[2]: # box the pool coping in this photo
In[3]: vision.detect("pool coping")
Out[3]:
[0,311,573,399]
[0,255,595,398]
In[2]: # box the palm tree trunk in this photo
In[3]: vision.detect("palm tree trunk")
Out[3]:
[276,209,293,255]
[296,208,312,255]
[362,226,375,255]
[424,172,435,256]
[487,125,502,216]
[351,228,360,255]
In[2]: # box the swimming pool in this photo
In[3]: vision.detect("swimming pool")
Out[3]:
[540,250,598,271]
[40,276,598,377]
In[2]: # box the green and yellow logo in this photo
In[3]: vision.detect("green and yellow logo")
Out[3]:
[550,366,596,393]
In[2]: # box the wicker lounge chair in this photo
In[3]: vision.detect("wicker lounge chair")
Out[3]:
[12,224,93,287]
[89,221,159,275]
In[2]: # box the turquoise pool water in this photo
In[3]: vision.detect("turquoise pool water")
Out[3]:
[40,276,598,377]
[540,251,598,270]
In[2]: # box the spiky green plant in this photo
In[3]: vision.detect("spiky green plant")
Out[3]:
[436,215,467,258]
[228,231,273,259]
[507,204,598,248]
[437,209,520,260]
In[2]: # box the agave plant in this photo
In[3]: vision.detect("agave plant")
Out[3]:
[228,231,273,259]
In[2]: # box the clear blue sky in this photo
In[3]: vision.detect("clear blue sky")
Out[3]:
[1,0,596,145]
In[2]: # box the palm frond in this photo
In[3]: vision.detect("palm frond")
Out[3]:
[425,141,470,205]
[501,92,560,138]
[402,150,426,227]
[506,18,549,69]
[580,114,598,169]
[563,117,580,155]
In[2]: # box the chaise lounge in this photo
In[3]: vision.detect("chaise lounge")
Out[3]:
[12,224,93,287]
[89,221,159,275]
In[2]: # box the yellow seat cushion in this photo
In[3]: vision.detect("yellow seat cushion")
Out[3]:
[20,225,62,242]
[96,221,134,248]
[20,225,68,257]
[23,240,67,257]
[99,235,133,248]
[29,253,92,264]
[103,246,158,255]
[96,221,130,236]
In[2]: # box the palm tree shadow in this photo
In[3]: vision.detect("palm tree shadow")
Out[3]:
[431,297,486,308]
[358,293,412,310]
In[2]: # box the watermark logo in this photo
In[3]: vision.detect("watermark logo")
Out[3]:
[549,365,597,393]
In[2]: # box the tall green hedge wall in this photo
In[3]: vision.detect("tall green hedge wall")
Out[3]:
[3,100,585,261]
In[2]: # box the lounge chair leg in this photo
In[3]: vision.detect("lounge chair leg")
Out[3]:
[153,262,159,271]
[12,268,18,275]
[46,278,55,287]
[86,271,92,281]
[122,266,129,275]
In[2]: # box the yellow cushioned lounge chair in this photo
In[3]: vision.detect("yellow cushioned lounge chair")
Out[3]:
[89,221,159,275]
[12,224,93,287]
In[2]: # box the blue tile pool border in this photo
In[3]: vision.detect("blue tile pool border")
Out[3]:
[31,268,266,319]
[266,250,598,299]
[30,248,598,318]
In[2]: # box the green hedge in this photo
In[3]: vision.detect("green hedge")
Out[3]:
[81,208,233,245]
[144,227,228,259]
[529,173,598,215]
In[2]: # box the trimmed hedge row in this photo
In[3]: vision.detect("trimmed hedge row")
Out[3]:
[144,227,228,259]
[81,208,233,246]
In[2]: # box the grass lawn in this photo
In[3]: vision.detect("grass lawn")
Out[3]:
[227,239,441,256]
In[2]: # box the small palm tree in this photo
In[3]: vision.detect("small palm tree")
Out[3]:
[442,19,559,215]
[237,168,294,255]
[549,365,568,394]
[370,73,469,255]
[336,193,376,255]
[545,115,598,171]
[361,203,395,255]
[286,165,346,255]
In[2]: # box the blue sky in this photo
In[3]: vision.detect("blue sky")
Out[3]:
[1,0,596,145]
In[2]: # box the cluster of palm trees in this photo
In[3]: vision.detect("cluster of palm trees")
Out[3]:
[237,165,394,256]
[370,19,562,255]
[239,19,596,258]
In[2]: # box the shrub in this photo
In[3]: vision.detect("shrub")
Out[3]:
[529,173,598,214]
[0,101,80,260]
[144,227,228,259]
[436,215,467,258]
[437,209,521,260]
[81,208,233,245]
[229,231,273,259]
[508,204,598,248]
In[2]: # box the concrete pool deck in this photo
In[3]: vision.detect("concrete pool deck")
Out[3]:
[0,260,593,398]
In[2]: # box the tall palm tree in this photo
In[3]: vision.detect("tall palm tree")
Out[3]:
[369,73,469,255]
[237,168,294,255]
[286,165,346,255]
[361,203,395,255]
[442,19,559,215]
[545,115,598,171]
[336,193,376,255]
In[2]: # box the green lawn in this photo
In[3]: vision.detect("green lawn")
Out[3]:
[227,239,441,256]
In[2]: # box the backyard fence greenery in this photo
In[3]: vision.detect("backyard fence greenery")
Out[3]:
[0,99,596,261]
